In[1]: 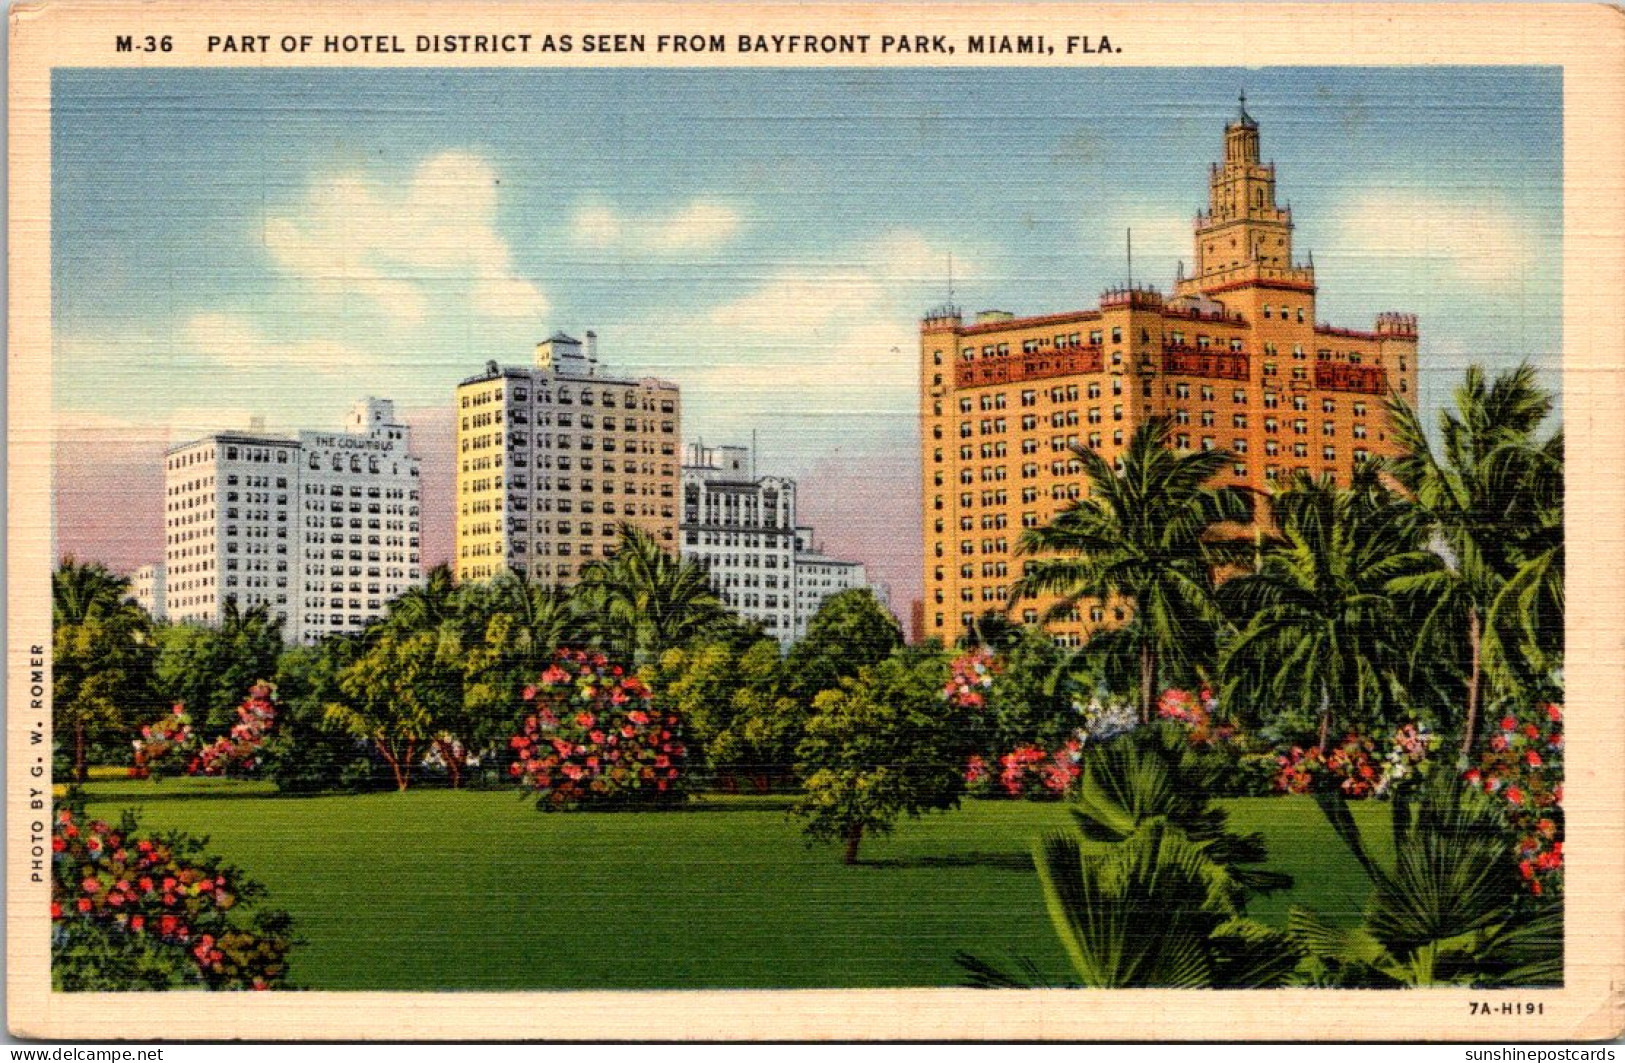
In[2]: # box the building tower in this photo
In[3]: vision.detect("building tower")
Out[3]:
[919,99,1420,648]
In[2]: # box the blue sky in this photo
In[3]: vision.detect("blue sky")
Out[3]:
[53,66,1561,482]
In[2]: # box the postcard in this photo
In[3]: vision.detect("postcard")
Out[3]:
[8,0,1624,1042]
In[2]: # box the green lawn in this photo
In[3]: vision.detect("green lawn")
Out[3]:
[76,780,1382,990]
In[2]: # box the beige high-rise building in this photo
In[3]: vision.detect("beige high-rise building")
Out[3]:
[454,331,682,585]
[920,99,1420,648]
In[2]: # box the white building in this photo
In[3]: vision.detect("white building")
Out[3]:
[295,399,423,644]
[159,399,421,644]
[454,331,682,586]
[678,442,871,647]
[792,526,870,643]
[680,443,798,643]
[131,563,165,621]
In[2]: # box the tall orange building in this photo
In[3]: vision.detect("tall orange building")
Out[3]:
[920,99,1419,647]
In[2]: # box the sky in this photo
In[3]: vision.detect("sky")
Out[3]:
[51,66,1563,614]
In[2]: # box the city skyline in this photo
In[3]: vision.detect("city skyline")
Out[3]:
[52,67,1563,616]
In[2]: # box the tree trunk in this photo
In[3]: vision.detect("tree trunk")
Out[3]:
[376,736,412,792]
[74,721,87,784]
[843,823,864,866]
[1461,607,1483,757]
[436,738,463,789]
[1138,641,1157,724]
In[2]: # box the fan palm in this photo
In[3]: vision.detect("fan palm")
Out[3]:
[1290,774,1561,987]
[1385,364,1560,753]
[1029,822,1299,989]
[574,523,728,664]
[1012,418,1254,722]
[1220,465,1439,750]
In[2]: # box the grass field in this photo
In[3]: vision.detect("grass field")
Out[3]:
[76,779,1384,990]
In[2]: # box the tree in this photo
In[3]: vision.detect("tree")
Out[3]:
[574,524,729,665]
[1012,419,1253,723]
[1290,774,1561,987]
[1220,466,1440,749]
[266,638,369,793]
[784,588,902,702]
[460,573,577,760]
[154,601,284,732]
[1386,364,1561,754]
[325,628,463,791]
[656,637,806,791]
[792,651,971,864]
[53,559,156,781]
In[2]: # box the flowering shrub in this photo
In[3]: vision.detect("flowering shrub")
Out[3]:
[943,648,1000,710]
[131,704,196,779]
[509,650,688,811]
[190,682,277,778]
[50,804,293,990]
[1075,695,1139,745]
[1465,704,1564,895]
[1157,688,1239,747]
[968,739,1084,799]
[1275,723,1438,799]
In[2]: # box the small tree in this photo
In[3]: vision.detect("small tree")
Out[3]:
[792,651,972,864]
[325,628,459,791]
[53,559,157,781]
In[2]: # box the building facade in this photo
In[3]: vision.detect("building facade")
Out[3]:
[791,526,870,644]
[920,101,1420,647]
[454,331,682,585]
[295,399,423,644]
[159,398,422,644]
[679,443,798,642]
[131,563,165,622]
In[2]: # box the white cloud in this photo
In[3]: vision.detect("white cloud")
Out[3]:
[1331,190,1544,291]
[569,198,743,255]
[182,312,363,374]
[264,151,547,325]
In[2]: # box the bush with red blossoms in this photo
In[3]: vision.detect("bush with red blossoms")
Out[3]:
[1156,688,1241,747]
[1464,704,1564,895]
[1275,723,1438,799]
[190,682,277,778]
[50,803,294,991]
[131,704,197,779]
[943,648,1000,710]
[509,650,689,811]
[973,739,1084,799]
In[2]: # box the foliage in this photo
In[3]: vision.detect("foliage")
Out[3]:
[191,682,278,777]
[1274,722,1439,800]
[325,627,463,791]
[1386,364,1563,753]
[1221,466,1440,749]
[263,640,374,794]
[961,822,1298,989]
[1464,704,1564,895]
[574,525,730,665]
[154,602,284,733]
[1013,418,1254,722]
[785,588,903,703]
[53,558,159,782]
[1291,773,1561,987]
[792,652,974,863]
[131,704,196,779]
[653,638,804,790]
[509,650,688,810]
[50,802,293,990]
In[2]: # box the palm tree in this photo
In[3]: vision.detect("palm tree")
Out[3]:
[1220,466,1439,751]
[53,558,154,781]
[1011,418,1253,722]
[574,524,728,664]
[1386,364,1560,754]
[1290,774,1561,987]
[388,563,459,632]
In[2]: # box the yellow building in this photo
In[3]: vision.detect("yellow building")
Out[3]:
[920,99,1420,647]
[455,331,682,585]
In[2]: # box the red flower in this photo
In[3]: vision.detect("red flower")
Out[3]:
[1501,715,1518,732]
[1546,704,1563,723]
[76,898,92,913]
[1506,785,1526,805]
[1526,750,1543,767]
